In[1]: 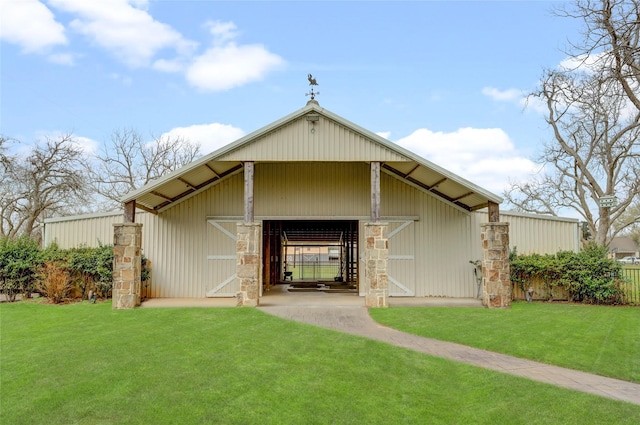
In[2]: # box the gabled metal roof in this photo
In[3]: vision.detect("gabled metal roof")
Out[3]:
[122,101,503,214]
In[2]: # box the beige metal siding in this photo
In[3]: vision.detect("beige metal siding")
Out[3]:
[218,117,410,162]
[44,212,152,248]
[381,172,477,298]
[470,210,579,260]
[143,173,245,297]
[254,162,370,217]
[43,167,579,299]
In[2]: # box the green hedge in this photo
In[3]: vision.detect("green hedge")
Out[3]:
[510,244,625,304]
[0,236,41,302]
[0,237,150,303]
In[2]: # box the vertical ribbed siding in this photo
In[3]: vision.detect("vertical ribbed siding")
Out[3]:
[145,174,245,297]
[471,211,579,259]
[44,213,120,248]
[255,162,370,217]
[381,173,477,298]
[43,166,580,299]
[220,117,408,162]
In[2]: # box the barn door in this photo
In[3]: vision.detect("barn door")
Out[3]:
[205,219,238,297]
[387,220,415,296]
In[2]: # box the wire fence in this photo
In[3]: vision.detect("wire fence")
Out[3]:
[285,254,341,281]
[286,261,341,281]
[620,267,640,305]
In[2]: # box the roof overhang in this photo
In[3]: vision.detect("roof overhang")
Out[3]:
[121,103,503,214]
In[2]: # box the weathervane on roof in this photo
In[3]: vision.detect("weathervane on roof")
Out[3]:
[305,74,320,100]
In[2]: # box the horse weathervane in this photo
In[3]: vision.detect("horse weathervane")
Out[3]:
[306,74,320,100]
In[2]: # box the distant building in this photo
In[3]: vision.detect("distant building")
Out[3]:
[609,236,640,259]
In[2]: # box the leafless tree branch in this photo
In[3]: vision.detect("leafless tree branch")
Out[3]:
[86,129,201,209]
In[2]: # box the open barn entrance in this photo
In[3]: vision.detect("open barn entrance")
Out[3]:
[262,220,359,294]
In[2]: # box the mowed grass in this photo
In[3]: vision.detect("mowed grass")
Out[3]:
[1,301,639,425]
[371,301,640,383]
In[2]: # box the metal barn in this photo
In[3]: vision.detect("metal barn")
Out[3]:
[43,101,580,306]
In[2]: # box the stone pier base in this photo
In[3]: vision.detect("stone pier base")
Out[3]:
[236,223,262,307]
[364,223,389,308]
[112,223,142,309]
[480,222,511,308]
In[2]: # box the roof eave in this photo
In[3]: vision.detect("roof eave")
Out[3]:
[120,103,322,204]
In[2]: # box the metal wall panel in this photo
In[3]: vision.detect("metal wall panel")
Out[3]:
[381,173,477,298]
[470,210,579,258]
[254,162,370,217]
[43,212,119,248]
[218,117,409,162]
[144,173,245,297]
[43,167,580,299]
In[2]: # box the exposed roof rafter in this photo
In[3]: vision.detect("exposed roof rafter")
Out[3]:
[120,103,501,213]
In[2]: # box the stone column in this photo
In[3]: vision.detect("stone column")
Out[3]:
[112,223,142,309]
[364,223,389,308]
[236,222,262,306]
[480,222,511,308]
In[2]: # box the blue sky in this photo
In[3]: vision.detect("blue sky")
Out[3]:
[1,0,582,196]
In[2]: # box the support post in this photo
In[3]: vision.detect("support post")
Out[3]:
[480,222,511,308]
[112,223,142,309]
[124,200,136,223]
[371,162,381,222]
[236,161,260,306]
[488,201,499,222]
[244,162,254,223]
[236,222,262,306]
[364,222,388,307]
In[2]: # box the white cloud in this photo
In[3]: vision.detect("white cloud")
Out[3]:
[161,123,245,154]
[185,20,284,92]
[376,131,391,139]
[393,127,540,194]
[483,85,550,114]
[2,2,284,91]
[48,0,196,67]
[72,135,99,155]
[481,87,525,102]
[152,58,186,73]
[206,20,239,45]
[0,0,67,52]
[558,53,604,72]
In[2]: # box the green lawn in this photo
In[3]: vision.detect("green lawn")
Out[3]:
[371,301,640,383]
[1,301,639,424]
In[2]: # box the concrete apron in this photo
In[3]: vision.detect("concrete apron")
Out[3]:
[140,284,484,308]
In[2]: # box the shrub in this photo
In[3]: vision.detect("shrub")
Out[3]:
[93,244,114,298]
[38,261,72,303]
[67,244,113,300]
[1,238,151,303]
[0,236,41,301]
[510,243,624,304]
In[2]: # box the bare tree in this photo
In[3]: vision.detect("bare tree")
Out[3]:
[506,0,640,246]
[0,135,88,243]
[505,67,640,246]
[614,203,640,244]
[0,136,10,168]
[559,0,640,110]
[87,129,201,209]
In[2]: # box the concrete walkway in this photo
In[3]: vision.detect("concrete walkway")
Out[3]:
[260,303,640,406]
[141,287,640,406]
